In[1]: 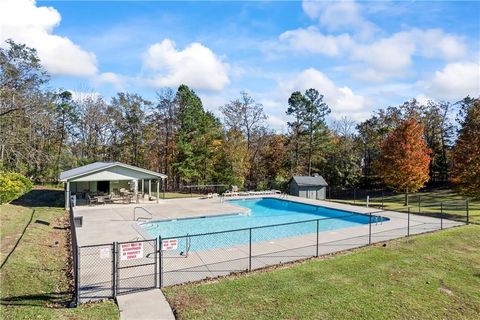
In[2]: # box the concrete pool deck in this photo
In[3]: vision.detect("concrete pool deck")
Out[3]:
[73,195,462,246]
[73,196,250,245]
[73,195,464,302]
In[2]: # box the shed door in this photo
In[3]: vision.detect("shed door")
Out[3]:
[308,188,316,199]
[299,189,307,198]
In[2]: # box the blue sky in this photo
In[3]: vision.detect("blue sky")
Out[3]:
[2,1,479,130]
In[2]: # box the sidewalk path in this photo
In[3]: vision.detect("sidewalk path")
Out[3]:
[117,289,175,320]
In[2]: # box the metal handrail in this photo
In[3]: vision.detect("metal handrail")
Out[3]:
[133,207,153,221]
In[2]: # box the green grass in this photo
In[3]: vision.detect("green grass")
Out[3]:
[162,192,205,199]
[164,225,480,320]
[0,205,33,266]
[331,189,480,224]
[0,188,119,320]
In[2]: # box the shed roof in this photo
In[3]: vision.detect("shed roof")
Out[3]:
[59,162,167,181]
[291,175,328,187]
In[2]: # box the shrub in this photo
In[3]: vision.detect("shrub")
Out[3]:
[0,171,33,204]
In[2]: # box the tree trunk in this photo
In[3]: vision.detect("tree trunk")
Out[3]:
[404,188,409,206]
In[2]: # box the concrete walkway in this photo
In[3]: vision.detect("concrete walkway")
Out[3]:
[117,289,175,320]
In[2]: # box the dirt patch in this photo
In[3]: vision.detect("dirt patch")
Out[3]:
[438,286,454,296]
[168,291,210,315]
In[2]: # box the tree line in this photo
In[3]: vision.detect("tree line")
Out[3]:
[1,40,479,198]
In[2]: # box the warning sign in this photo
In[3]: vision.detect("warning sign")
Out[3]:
[162,239,178,251]
[99,247,111,259]
[120,242,144,260]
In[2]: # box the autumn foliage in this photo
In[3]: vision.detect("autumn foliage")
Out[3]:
[451,100,480,199]
[375,118,431,196]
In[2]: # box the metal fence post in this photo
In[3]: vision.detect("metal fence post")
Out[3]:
[440,202,443,230]
[159,236,163,288]
[76,246,80,305]
[382,190,384,209]
[248,228,252,271]
[368,213,372,245]
[316,220,319,257]
[418,195,421,214]
[154,238,158,289]
[407,207,410,236]
[113,242,117,299]
[466,199,470,225]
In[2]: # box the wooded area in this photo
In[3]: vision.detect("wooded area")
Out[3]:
[1,40,479,197]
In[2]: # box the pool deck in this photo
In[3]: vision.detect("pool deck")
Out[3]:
[73,195,464,302]
[74,196,250,245]
[73,195,461,246]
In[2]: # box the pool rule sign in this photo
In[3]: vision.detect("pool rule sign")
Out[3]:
[120,242,144,260]
[162,239,178,251]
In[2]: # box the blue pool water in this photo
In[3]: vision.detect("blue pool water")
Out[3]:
[140,198,388,252]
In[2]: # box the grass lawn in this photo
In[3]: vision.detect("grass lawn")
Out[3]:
[162,192,205,199]
[164,225,480,320]
[0,188,119,320]
[331,189,480,224]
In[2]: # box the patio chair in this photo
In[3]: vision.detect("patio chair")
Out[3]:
[104,195,114,204]
[87,195,97,206]
[123,194,132,204]
[96,196,105,205]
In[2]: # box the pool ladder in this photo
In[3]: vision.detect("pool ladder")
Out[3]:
[133,206,153,221]
[179,234,191,257]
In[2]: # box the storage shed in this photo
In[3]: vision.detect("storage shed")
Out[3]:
[288,175,328,200]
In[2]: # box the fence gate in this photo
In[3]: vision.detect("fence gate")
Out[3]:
[116,239,158,295]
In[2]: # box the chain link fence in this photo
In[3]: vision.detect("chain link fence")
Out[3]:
[326,187,474,224]
[70,201,469,304]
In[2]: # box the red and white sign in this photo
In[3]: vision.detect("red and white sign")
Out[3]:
[120,242,144,260]
[162,239,178,251]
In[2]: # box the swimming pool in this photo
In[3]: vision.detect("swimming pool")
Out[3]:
[140,197,388,252]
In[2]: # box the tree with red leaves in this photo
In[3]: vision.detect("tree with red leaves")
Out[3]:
[451,99,480,199]
[375,118,432,205]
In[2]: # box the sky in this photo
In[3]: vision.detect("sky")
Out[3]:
[1,0,479,131]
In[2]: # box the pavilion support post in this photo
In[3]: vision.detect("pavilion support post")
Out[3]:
[65,181,70,210]
[148,180,152,198]
[141,179,145,197]
[156,180,160,203]
[134,179,139,204]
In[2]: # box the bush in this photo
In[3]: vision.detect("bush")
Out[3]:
[0,171,33,204]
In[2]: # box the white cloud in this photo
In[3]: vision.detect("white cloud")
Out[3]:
[302,0,377,38]
[426,62,480,100]
[412,29,467,60]
[0,0,98,77]
[142,39,230,91]
[266,115,288,132]
[356,33,413,70]
[278,27,352,56]
[276,25,468,82]
[94,72,125,90]
[278,68,370,120]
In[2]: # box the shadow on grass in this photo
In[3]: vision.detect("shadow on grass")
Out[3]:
[11,189,64,208]
[0,292,71,308]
